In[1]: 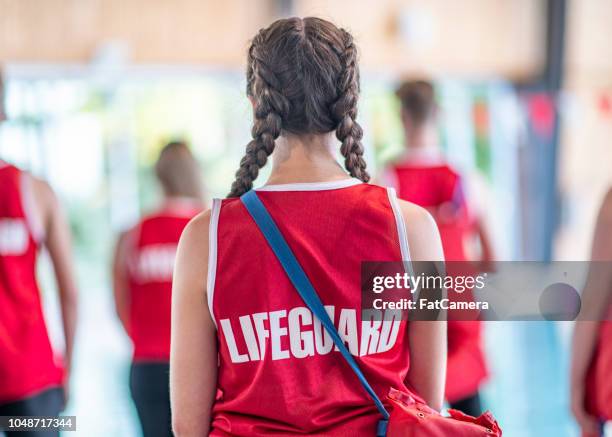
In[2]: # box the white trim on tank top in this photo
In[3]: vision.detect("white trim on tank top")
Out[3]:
[256,178,362,192]
[207,198,222,329]
[386,186,419,301]
[386,187,412,263]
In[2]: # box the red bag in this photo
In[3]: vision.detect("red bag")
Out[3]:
[386,388,502,436]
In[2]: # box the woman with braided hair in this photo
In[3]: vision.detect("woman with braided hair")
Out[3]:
[170,17,446,436]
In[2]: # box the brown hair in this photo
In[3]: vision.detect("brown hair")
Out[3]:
[228,17,369,198]
[155,141,203,199]
[395,80,436,126]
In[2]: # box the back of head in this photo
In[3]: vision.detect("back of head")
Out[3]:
[155,141,202,200]
[396,80,436,127]
[228,17,368,197]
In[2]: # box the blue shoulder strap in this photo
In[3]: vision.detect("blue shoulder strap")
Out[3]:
[240,190,389,437]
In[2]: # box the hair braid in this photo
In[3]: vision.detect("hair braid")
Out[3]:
[229,18,369,196]
[331,29,370,183]
[228,36,290,198]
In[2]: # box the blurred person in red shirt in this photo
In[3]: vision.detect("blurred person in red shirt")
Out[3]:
[383,80,495,416]
[0,69,79,436]
[113,141,204,437]
[571,190,612,437]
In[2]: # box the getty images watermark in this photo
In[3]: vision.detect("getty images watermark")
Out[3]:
[361,261,612,321]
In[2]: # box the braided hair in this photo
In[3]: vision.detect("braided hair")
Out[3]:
[228,17,369,198]
[331,29,369,183]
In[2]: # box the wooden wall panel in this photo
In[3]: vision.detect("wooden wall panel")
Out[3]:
[0,0,273,65]
[295,0,546,78]
[566,0,612,87]
[0,0,545,77]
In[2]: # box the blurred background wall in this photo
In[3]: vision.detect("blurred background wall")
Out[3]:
[1,0,544,76]
[0,1,611,436]
[557,0,612,259]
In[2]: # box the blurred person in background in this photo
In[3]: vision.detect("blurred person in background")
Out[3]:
[0,70,79,435]
[571,190,612,437]
[171,17,446,436]
[383,80,495,416]
[112,141,204,437]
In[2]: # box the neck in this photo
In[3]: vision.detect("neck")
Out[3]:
[266,133,350,185]
[405,124,439,150]
[163,194,202,205]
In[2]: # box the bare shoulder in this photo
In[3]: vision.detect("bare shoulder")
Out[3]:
[28,173,58,209]
[396,199,443,262]
[599,188,612,222]
[176,209,213,267]
[23,173,61,233]
[182,209,212,244]
[173,209,214,300]
[397,199,436,231]
[114,228,133,254]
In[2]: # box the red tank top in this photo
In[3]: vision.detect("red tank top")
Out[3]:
[208,181,413,436]
[0,163,63,403]
[391,162,471,261]
[390,161,488,402]
[586,309,612,419]
[126,202,201,361]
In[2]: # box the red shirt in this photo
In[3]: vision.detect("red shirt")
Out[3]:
[0,163,63,403]
[391,162,471,261]
[126,201,201,362]
[390,159,488,402]
[586,311,612,420]
[209,181,413,436]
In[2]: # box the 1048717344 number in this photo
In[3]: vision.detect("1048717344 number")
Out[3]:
[0,416,76,432]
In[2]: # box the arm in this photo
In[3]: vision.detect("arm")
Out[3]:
[464,172,496,265]
[570,189,612,436]
[399,200,447,411]
[474,217,495,265]
[112,231,131,333]
[33,178,79,387]
[170,211,218,437]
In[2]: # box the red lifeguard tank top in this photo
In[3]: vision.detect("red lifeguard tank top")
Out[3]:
[390,158,488,402]
[126,201,201,361]
[208,180,413,436]
[0,162,63,403]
